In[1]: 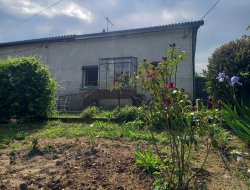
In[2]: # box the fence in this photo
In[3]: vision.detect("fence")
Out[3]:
[195,77,208,105]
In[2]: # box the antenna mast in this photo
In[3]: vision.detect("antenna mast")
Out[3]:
[105,17,114,32]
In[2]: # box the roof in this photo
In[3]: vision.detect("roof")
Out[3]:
[0,20,204,47]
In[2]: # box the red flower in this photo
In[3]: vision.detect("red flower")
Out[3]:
[146,72,153,78]
[163,98,171,107]
[207,97,213,109]
[166,82,174,89]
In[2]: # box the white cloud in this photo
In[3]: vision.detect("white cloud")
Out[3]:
[62,3,92,23]
[0,0,92,22]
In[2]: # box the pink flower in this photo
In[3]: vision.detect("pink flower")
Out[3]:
[166,82,174,89]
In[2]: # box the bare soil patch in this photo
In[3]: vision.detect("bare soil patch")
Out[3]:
[0,138,152,190]
[0,137,249,190]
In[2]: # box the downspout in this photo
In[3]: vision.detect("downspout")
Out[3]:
[192,28,198,103]
[191,20,204,103]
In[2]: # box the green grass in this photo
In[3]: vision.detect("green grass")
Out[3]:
[0,120,167,150]
[0,122,43,149]
[50,112,81,118]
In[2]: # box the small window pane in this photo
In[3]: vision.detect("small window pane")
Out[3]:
[82,67,98,87]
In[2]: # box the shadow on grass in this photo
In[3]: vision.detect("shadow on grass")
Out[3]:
[0,121,46,149]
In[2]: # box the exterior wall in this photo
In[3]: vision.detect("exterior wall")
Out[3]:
[0,28,195,110]
[99,99,133,109]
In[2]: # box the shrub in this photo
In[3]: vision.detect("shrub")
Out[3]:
[80,106,100,118]
[108,106,145,123]
[0,56,57,122]
[204,37,250,103]
[131,44,216,189]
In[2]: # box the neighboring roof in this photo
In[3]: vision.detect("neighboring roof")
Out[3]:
[0,20,204,47]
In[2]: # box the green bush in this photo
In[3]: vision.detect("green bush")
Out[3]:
[0,56,57,122]
[80,106,100,118]
[204,37,250,102]
[108,106,145,123]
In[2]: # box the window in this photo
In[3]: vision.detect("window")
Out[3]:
[99,57,137,89]
[82,66,98,88]
[114,62,129,83]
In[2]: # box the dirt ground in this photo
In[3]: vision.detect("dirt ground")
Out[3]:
[0,138,152,190]
[0,137,249,190]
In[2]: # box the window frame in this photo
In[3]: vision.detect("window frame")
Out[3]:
[81,65,99,88]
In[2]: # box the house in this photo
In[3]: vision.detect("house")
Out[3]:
[0,20,204,111]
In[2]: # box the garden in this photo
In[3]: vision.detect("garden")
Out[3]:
[0,38,249,190]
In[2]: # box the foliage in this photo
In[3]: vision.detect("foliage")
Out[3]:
[135,149,160,175]
[0,56,57,122]
[51,112,81,118]
[222,99,250,145]
[0,122,42,149]
[105,105,166,130]
[107,106,145,123]
[124,119,145,129]
[0,120,167,149]
[195,74,208,101]
[204,37,250,103]
[80,106,100,118]
[131,44,216,189]
[210,62,250,145]
[189,109,227,129]
[109,73,129,107]
[212,127,230,149]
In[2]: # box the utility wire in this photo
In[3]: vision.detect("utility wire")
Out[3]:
[201,0,221,20]
[0,0,65,35]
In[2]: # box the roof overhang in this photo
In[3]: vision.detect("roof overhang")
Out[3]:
[0,20,204,47]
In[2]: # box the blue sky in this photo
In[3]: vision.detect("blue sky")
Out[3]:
[0,0,249,73]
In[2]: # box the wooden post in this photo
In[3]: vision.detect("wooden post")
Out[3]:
[196,99,202,112]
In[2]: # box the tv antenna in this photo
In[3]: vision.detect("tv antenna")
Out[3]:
[105,17,114,32]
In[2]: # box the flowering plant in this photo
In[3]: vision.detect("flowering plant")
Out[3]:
[216,72,229,82]
[216,72,242,87]
[131,44,215,189]
[216,72,250,145]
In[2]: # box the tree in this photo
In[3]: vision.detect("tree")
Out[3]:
[0,56,57,122]
[204,37,250,103]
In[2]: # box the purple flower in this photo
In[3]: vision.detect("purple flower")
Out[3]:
[216,72,228,82]
[229,76,242,86]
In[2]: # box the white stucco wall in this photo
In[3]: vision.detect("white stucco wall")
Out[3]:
[0,27,196,110]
